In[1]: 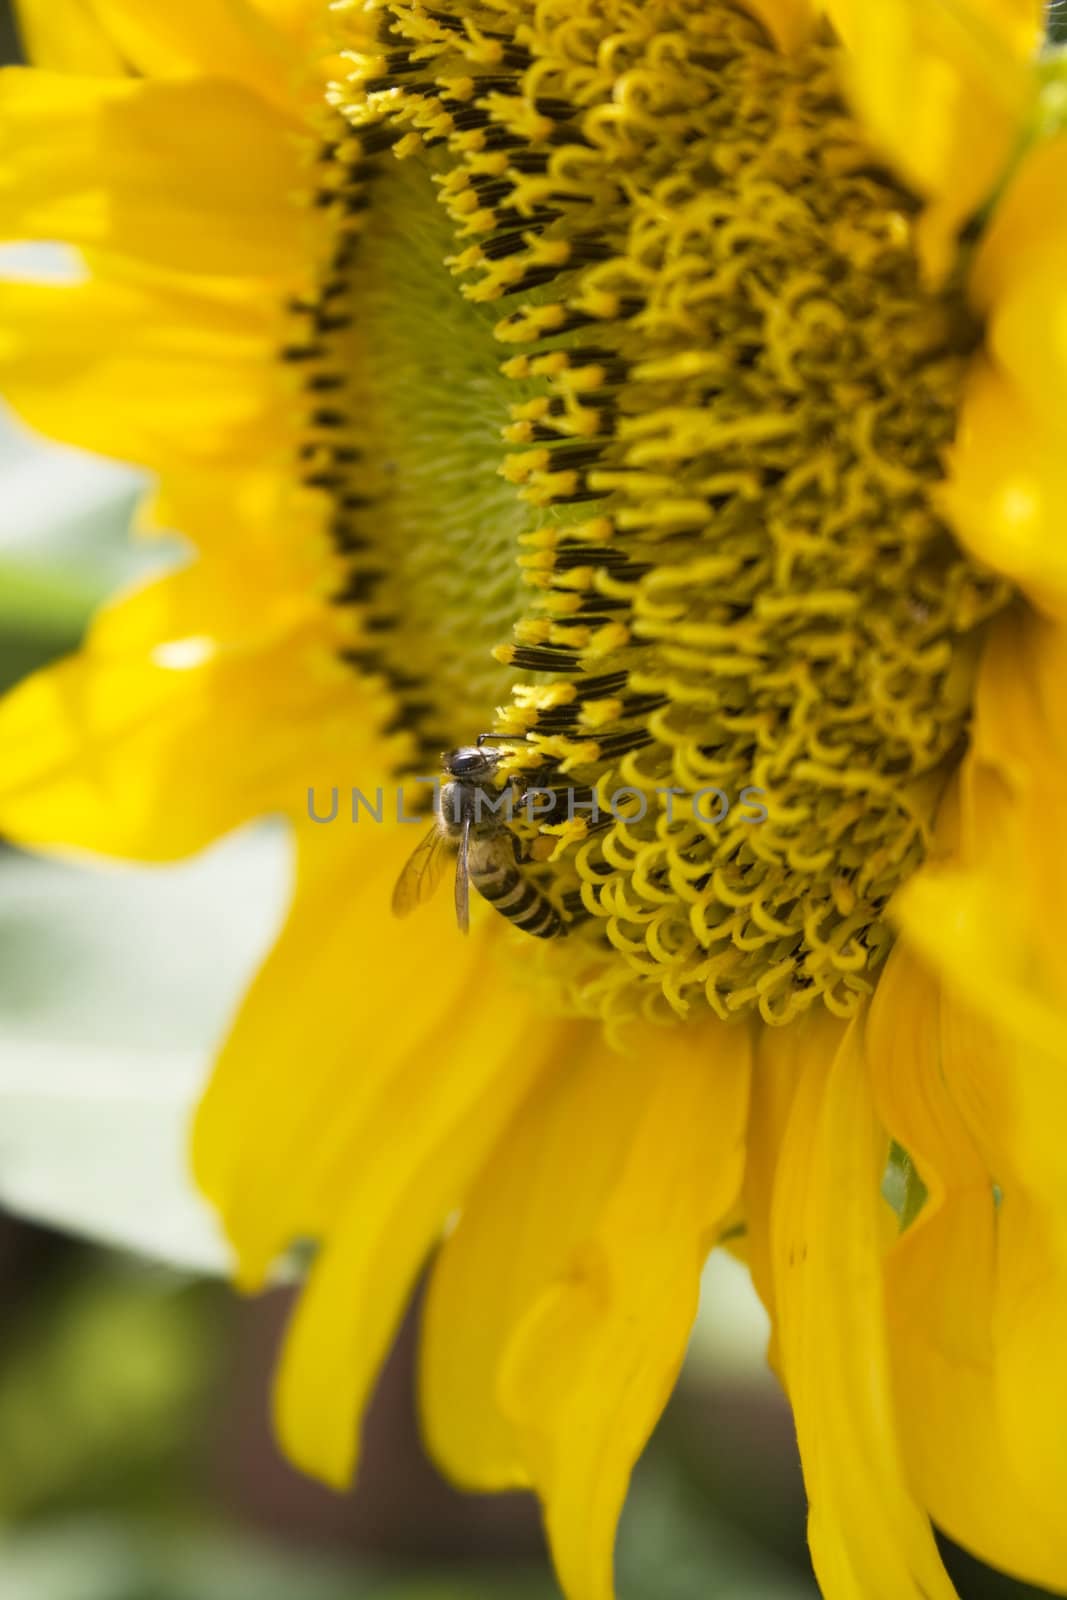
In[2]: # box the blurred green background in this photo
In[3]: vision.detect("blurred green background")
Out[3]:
[0,3,1063,1597]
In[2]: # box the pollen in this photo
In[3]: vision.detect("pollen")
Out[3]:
[306,0,1012,1026]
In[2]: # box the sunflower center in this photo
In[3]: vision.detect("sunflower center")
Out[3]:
[290,150,533,767]
[309,0,1012,1026]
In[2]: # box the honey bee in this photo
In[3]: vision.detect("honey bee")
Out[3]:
[391,746,565,939]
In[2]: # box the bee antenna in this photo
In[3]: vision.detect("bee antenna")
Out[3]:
[475,732,530,748]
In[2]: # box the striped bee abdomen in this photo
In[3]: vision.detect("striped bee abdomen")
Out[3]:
[470,841,565,940]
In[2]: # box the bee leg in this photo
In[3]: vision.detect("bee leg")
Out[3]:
[515,779,571,826]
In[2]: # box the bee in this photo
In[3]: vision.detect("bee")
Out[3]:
[391,745,565,939]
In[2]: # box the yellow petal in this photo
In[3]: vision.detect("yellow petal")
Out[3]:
[891,606,1067,1570]
[942,358,1067,618]
[193,823,524,1288]
[742,1008,847,1350]
[421,1020,685,1491]
[12,0,129,74]
[0,70,307,276]
[942,136,1067,613]
[16,0,316,113]
[742,0,817,52]
[895,609,1067,1044]
[772,1015,957,1600]
[967,610,1067,1008]
[940,996,1067,1558]
[267,925,557,1489]
[908,611,1067,1523]
[823,0,1041,274]
[0,559,364,858]
[0,275,287,474]
[251,0,319,28]
[491,1024,750,1600]
[970,135,1067,406]
[869,947,1067,1590]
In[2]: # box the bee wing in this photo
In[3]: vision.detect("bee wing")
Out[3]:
[454,816,471,935]
[391,824,450,918]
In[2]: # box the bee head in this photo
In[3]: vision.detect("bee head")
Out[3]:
[443,746,498,779]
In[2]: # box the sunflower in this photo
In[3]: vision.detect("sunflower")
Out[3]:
[1,0,1066,1593]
